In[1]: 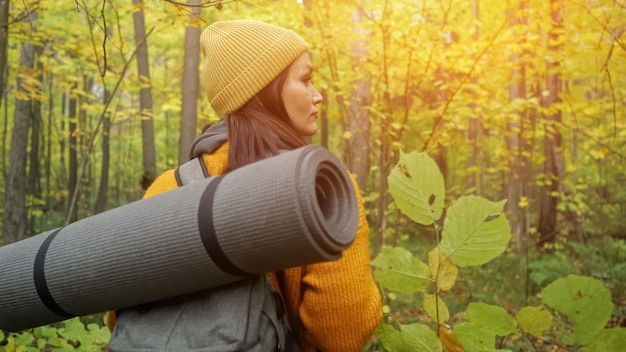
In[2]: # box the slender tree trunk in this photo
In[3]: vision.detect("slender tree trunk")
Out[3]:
[94,91,111,214]
[2,40,37,244]
[68,84,79,224]
[434,64,448,185]
[375,7,393,254]
[507,1,526,252]
[0,0,9,107]
[59,93,67,193]
[538,0,564,246]
[133,0,157,189]
[178,0,201,165]
[466,0,480,195]
[45,77,53,212]
[507,0,530,303]
[27,81,42,234]
[320,88,328,148]
[2,73,7,181]
[347,8,371,190]
[78,76,92,216]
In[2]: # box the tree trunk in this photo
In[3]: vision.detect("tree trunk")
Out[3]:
[0,0,9,108]
[45,77,53,212]
[94,91,111,214]
[347,8,371,191]
[466,0,481,195]
[27,81,42,234]
[68,84,79,224]
[2,40,37,244]
[178,0,201,165]
[434,64,448,186]
[506,0,530,303]
[374,14,394,254]
[538,0,564,246]
[320,88,328,148]
[133,0,157,189]
[507,0,526,253]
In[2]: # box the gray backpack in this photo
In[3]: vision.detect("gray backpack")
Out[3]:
[107,158,299,352]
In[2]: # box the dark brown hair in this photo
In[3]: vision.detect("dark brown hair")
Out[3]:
[225,68,307,170]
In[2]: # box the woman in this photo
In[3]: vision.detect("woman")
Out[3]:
[108,19,382,351]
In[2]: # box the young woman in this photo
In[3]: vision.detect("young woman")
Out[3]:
[107,19,382,352]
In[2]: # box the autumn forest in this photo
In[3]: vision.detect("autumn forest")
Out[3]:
[0,0,625,351]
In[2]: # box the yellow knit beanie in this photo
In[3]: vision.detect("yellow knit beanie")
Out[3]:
[200,20,309,116]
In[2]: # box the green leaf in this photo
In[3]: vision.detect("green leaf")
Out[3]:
[401,323,443,352]
[372,247,431,294]
[14,332,34,346]
[541,275,613,345]
[516,305,552,337]
[46,335,64,347]
[377,323,414,352]
[87,323,111,344]
[440,196,511,266]
[466,302,518,336]
[58,317,94,347]
[37,338,47,350]
[579,328,626,352]
[452,322,495,351]
[388,151,445,226]
[34,325,58,339]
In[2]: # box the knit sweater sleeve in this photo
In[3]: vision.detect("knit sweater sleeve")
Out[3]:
[298,176,383,351]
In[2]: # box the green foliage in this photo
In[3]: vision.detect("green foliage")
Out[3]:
[465,302,518,336]
[377,323,442,352]
[372,247,431,295]
[578,328,626,352]
[516,305,552,337]
[388,151,445,226]
[374,151,625,351]
[0,317,110,352]
[440,197,511,267]
[541,275,614,346]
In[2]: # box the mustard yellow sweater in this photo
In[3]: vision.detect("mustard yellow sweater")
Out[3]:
[107,143,382,351]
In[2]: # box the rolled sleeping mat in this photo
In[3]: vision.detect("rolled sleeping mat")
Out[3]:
[0,145,359,332]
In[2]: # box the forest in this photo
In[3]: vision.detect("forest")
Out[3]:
[0,0,625,351]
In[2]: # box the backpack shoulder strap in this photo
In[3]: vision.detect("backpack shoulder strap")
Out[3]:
[174,157,210,186]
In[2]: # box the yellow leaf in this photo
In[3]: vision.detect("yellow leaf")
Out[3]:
[424,293,450,323]
[518,196,528,209]
[428,246,458,291]
[439,325,465,352]
[12,89,30,101]
[189,17,203,27]
[71,129,84,138]
[342,131,352,139]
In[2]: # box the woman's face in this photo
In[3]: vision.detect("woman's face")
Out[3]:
[281,53,323,137]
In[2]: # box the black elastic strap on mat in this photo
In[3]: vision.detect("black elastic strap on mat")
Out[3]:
[198,175,249,277]
[33,228,73,318]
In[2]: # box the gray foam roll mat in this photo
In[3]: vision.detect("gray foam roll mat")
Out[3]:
[0,145,358,332]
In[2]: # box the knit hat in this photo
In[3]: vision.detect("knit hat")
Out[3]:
[200,20,309,116]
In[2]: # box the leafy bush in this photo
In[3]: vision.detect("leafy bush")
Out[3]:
[0,317,110,352]
[373,150,625,351]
